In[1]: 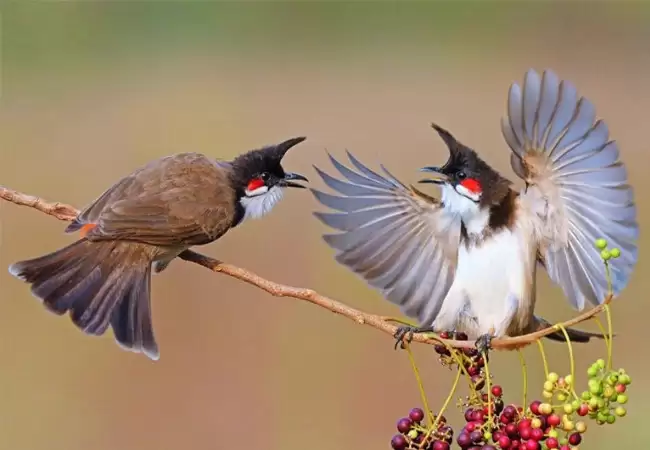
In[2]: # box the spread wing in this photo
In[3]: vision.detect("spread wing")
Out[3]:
[73,154,236,247]
[311,152,461,325]
[502,69,639,310]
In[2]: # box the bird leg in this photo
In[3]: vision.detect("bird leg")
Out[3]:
[393,325,436,350]
[474,333,494,357]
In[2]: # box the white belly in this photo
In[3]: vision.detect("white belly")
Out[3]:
[433,228,532,338]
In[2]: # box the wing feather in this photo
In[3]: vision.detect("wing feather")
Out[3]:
[502,69,639,309]
[311,153,461,325]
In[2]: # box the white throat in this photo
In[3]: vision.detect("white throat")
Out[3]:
[240,185,284,221]
[440,184,489,236]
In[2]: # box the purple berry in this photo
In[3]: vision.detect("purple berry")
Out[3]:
[391,434,407,450]
[409,408,425,423]
[396,418,412,433]
[457,432,472,448]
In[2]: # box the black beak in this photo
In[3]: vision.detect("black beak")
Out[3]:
[418,166,450,185]
[279,172,309,188]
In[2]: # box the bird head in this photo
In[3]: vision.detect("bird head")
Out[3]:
[231,136,309,220]
[418,123,510,210]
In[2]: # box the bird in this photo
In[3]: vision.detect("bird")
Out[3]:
[9,136,309,360]
[310,69,638,353]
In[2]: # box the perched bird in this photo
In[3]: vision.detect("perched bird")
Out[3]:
[311,69,638,352]
[9,136,309,360]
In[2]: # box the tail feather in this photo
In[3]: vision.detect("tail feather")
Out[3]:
[536,317,610,343]
[9,238,159,360]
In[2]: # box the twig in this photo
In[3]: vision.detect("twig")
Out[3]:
[0,185,611,350]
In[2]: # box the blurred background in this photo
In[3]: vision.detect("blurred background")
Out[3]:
[0,2,648,450]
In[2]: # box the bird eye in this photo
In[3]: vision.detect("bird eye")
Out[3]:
[260,172,270,181]
[457,171,466,180]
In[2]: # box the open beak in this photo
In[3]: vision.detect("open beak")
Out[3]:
[279,172,309,188]
[418,166,451,185]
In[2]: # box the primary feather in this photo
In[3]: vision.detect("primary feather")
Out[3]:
[502,69,639,310]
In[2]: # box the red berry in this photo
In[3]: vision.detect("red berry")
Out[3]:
[529,401,541,416]
[396,417,412,433]
[505,423,518,437]
[511,440,521,449]
[492,385,503,397]
[433,441,450,450]
[391,434,407,450]
[456,331,469,340]
[530,428,544,442]
[465,422,477,432]
[500,414,512,425]
[468,366,480,376]
[568,433,582,446]
[615,383,626,394]
[483,446,497,450]
[473,410,486,423]
[525,440,540,450]
[560,446,570,450]
[547,414,561,427]
[409,408,424,423]
[519,427,532,441]
[546,437,559,449]
[577,403,589,416]
[518,419,531,430]
[498,436,512,448]
[465,408,476,422]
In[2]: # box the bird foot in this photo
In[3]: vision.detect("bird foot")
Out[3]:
[393,325,435,350]
[475,333,494,357]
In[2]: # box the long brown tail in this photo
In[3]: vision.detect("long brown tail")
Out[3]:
[9,238,159,360]
[536,317,611,343]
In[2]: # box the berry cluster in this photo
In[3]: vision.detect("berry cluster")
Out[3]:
[434,332,486,388]
[389,354,632,449]
[391,407,453,450]
[580,359,631,424]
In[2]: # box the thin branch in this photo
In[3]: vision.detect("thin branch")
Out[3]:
[0,185,610,350]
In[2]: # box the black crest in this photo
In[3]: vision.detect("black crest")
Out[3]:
[230,136,306,186]
[431,123,511,206]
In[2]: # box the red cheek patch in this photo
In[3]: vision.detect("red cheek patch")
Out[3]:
[460,178,482,194]
[247,178,265,191]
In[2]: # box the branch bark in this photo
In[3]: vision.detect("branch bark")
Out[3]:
[0,185,610,350]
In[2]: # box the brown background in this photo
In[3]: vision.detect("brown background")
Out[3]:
[0,3,647,450]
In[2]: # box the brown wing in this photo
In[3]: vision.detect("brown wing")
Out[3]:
[71,153,237,247]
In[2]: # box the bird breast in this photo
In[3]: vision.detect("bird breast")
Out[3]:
[434,224,536,337]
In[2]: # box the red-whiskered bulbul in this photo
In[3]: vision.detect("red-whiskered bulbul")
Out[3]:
[9,137,308,360]
[311,69,638,352]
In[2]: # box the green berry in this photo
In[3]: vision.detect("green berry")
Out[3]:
[616,394,628,404]
[615,406,627,417]
[619,374,631,385]
[564,374,574,386]
[563,403,574,414]
[610,247,621,258]
[587,366,599,378]
[407,429,418,439]
[557,393,568,402]
[543,381,555,392]
[547,372,559,383]
[607,414,616,424]
[571,400,581,410]
[542,390,554,399]
[596,359,606,369]
[597,411,608,422]
[581,391,591,401]
[595,238,608,250]
[603,386,615,399]
[484,432,492,441]
[589,397,599,409]
[588,379,602,394]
